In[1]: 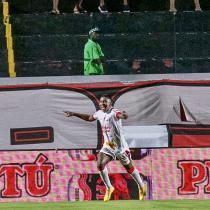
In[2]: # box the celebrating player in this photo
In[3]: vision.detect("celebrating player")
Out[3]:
[64,95,146,201]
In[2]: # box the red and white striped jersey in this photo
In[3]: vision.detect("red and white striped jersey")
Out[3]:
[93,108,129,151]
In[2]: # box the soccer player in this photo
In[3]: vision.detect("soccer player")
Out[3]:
[64,95,146,201]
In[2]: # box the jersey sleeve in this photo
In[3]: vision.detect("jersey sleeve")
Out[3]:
[93,111,98,120]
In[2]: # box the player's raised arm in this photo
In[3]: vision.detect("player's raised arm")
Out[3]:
[64,111,96,122]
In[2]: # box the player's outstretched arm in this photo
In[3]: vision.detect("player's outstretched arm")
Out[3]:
[64,111,95,122]
[118,111,128,120]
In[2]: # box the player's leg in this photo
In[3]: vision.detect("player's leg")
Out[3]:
[117,151,146,200]
[124,162,147,200]
[97,152,114,201]
[97,152,112,189]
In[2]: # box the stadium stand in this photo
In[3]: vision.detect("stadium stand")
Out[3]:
[4,0,210,76]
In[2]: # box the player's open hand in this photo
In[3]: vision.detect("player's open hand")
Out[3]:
[64,111,74,117]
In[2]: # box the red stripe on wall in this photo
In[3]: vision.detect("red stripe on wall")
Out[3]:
[171,127,210,131]
[172,135,210,147]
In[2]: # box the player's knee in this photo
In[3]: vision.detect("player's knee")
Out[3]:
[97,162,105,171]
[126,165,135,174]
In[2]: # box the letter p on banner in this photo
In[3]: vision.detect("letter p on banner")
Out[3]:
[178,160,207,195]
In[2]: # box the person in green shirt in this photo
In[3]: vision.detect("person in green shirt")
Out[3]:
[84,27,105,75]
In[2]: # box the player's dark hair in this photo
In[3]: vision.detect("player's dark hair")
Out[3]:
[100,95,112,103]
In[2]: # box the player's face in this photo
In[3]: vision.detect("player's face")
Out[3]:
[99,97,112,112]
